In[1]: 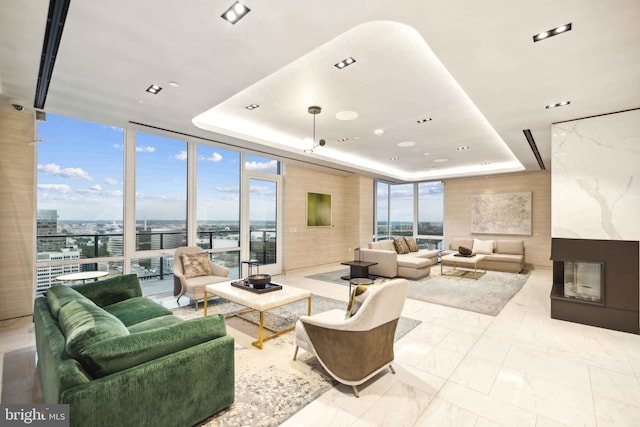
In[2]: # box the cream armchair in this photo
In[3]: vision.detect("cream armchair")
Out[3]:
[173,246,230,309]
[293,278,409,397]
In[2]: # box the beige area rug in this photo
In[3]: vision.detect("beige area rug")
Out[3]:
[173,295,420,426]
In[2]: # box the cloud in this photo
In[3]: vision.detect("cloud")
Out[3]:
[90,184,102,191]
[103,177,119,185]
[203,152,223,162]
[113,144,123,150]
[245,160,277,172]
[250,185,275,196]
[214,186,239,193]
[37,183,72,193]
[174,150,188,161]
[37,163,93,181]
[136,145,156,153]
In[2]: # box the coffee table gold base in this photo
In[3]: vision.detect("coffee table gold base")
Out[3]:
[204,292,311,349]
[440,258,487,280]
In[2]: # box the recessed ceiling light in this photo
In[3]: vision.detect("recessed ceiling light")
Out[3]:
[397,141,415,147]
[373,129,384,136]
[168,81,179,88]
[546,100,571,109]
[533,23,572,42]
[417,118,432,123]
[146,84,162,94]
[390,157,400,161]
[481,162,492,165]
[335,57,356,69]
[456,146,470,151]
[433,158,448,163]
[423,152,430,156]
[221,1,250,24]
[337,138,349,142]
[245,104,259,110]
[336,111,359,121]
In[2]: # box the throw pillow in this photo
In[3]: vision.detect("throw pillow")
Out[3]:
[458,246,472,256]
[346,285,370,318]
[181,253,213,279]
[393,237,410,254]
[472,238,494,255]
[404,236,419,252]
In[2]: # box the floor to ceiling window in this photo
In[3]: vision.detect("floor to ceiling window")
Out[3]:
[36,114,125,293]
[36,114,283,295]
[375,180,444,249]
[197,145,241,279]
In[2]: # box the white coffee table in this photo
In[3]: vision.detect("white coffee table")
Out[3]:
[440,254,488,280]
[203,281,311,349]
[56,271,109,284]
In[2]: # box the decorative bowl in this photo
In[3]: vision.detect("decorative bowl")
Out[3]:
[248,274,271,289]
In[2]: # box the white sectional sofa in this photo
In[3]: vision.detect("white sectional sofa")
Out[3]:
[443,237,525,273]
[359,237,438,280]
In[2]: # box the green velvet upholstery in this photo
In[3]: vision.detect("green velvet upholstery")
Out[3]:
[71,273,142,307]
[103,297,172,326]
[79,315,228,378]
[58,298,130,359]
[126,314,183,333]
[34,274,235,427]
[47,284,90,318]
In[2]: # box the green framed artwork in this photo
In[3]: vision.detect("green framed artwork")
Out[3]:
[307,192,332,227]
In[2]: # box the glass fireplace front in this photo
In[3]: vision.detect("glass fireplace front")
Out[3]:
[563,261,603,303]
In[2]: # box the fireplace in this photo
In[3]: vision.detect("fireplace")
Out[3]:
[550,238,639,334]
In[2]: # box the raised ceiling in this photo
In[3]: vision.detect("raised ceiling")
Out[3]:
[1,0,639,181]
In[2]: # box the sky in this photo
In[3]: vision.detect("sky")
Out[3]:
[37,114,443,224]
[37,114,277,222]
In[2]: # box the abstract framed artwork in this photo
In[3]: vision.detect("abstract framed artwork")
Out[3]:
[470,191,532,235]
[306,192,332,227]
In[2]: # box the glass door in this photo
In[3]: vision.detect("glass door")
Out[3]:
[243,175,282,276]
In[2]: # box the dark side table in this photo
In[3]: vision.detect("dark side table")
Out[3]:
[340,260,378,280]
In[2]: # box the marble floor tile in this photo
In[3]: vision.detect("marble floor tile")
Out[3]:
[592,394,640,427]
[392,361,446,396]
[489,367,596,427]
[412,397,478,427]
[414,346,466,379]
[588,365,640,407]
[466,334,511,365]
[438,330,480,354]
[449,355,501,394]
[280,397,359,427]
[356,381,433,427]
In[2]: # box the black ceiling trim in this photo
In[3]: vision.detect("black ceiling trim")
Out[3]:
[552,107,640,125]
[128,121,355,175]
[34,0,71,110]
[523,129,545,170]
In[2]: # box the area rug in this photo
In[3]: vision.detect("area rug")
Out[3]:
[306,269,530,316]
[173,294,420,426]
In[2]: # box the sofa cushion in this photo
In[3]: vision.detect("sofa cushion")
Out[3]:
[368,240,396,252]
[397,256,431,268]
[403,237,419,252]
[486,253,524,263]
[450,238,474,251]
[71,274,143,307]
[78,315,228,378]
[47,285,90,319]
[496,240,524,255]
[473,239,495,255]
[127,315,183,333]
[182,252,213,279]
[103,297,173,327]
[58,299,129,360]
[393,237,410,254]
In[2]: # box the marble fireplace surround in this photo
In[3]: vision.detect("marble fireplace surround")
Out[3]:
[551,108,640,331]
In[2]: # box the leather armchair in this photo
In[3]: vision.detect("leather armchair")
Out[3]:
[173,246,230,309]
[293,278,409,397]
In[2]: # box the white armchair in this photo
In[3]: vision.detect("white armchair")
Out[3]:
[293,278,409,397]
[173,246,230,309]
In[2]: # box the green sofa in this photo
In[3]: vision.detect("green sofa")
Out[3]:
[33,274,235,427]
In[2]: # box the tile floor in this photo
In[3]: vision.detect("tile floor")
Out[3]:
[2,265,640,426]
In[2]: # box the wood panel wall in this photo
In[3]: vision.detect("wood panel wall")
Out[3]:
[0,104,36,320]
[443,170,551,269]
[283,164,373,272]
